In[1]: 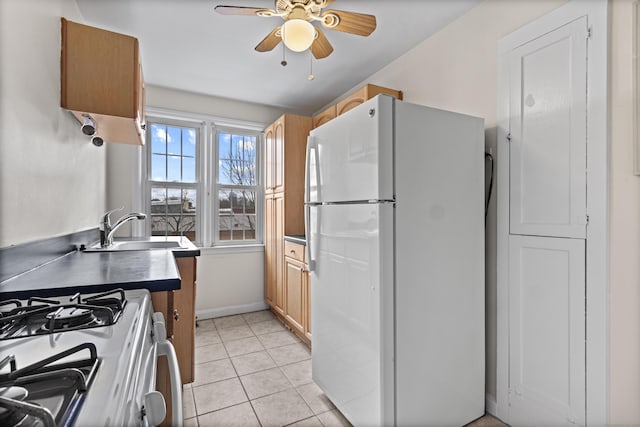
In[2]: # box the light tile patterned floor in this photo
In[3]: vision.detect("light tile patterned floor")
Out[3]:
[184,310,507,427]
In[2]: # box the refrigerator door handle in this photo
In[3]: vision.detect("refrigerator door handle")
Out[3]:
[305,136,317,272]
[305,204,315,272]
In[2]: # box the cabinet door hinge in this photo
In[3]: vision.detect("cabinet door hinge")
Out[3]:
[506,132,512,142]
[586,27,592,39]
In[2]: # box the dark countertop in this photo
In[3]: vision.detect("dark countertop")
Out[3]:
[284,235,306,245]
[0,249,181,300]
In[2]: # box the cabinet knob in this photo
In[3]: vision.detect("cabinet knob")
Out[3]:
[173,309,180,321]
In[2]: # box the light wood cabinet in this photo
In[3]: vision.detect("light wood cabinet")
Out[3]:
[336,83,403,116]
[283,240,311,345]
[265,190,286,316]
[151,255,197,427]
[274,195,285,315]
[312,104,337,129]
[284,256,306,335]
[263,114,312,319]
[264,125,275,194]
[61,18,145,145]
[264,114,312,196]
[172,257,196,383]
[264,196,276,306]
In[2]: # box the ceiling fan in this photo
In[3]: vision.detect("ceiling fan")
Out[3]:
[214,0,377,59]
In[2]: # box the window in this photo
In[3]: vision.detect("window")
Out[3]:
[143,113,263,248]
[215,130,259,243]
[147,122,199,242]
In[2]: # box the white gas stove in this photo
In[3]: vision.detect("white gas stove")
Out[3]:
[0,289,181,427]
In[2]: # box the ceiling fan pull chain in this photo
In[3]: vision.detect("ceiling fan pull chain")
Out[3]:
[281,39,287,66]
[308,53,315,81]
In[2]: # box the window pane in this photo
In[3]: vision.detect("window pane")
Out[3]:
[167,126,182,155]
[217,132,257,186]
[219,133,231,158]
[244,191,256,214]
[151,154,166,181]
[151,186,197,241]
[243,136,256,163]
[218,159,233,185]
[151,124,167,154]
[151,187,168,236]
[231,134,243,159]
[183,128,196,157]
[167,156,181,182]
[217,189,257,242]
[182,157,196,183]
[150,124,198,184]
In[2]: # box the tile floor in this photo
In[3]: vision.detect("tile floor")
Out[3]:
[184,310,507,427]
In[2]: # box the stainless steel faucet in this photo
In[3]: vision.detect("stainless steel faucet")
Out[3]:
[100,207,147,247]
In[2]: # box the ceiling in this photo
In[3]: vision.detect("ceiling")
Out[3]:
[75,0,481,115]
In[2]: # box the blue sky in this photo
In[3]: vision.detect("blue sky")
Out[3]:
[151,124,196,182]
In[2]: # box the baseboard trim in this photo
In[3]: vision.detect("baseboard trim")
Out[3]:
[196,302,269,320]
[485,394,498,417]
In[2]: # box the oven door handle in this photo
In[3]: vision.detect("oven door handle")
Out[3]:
[153,312,183,427]
[157,340,182,426]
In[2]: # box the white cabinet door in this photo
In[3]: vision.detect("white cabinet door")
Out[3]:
[508,17,587,239]
[508,234,585,426]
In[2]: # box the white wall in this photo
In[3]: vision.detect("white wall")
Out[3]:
[146,85,284,125]
[106,84,283,315]
[0,0,106,247]
[609,0,640,424]
[195,250,267,319]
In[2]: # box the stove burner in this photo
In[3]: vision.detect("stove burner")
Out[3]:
[0,289,127,340]
[0,386,29,425]
[0,343,100,427]
[43,307,97,331]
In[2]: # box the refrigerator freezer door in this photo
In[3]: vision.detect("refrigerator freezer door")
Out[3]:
[306,95,394,204]
[309,202,395,427]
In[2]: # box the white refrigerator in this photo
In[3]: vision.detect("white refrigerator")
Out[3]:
[305,95,485,426]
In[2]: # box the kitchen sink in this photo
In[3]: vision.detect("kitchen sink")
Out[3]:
[108,241,181,250]
[84,238,185,252]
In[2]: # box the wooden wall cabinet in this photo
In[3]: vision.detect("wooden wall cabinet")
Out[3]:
[151,255,197,426]
[336,83,403,116]
[61,18,145,145]
[312,104,337,129]
[263,114,312,322]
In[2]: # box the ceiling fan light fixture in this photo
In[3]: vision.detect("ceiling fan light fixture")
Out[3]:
[281,19,315,52]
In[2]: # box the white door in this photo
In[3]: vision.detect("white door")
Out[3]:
[309,202,394,427]
[509,17,587,239]
[508,235,585,426]
[505,15,588,427]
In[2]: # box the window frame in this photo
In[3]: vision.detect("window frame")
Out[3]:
[212,125,263,246]
[141,108,265,248]
[144,117,203,243]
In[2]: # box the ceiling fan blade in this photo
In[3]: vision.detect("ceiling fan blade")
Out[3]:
[321,10,376,36]
[255,27,282,52]
[310,27,333,59]
[214,5,273,16]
